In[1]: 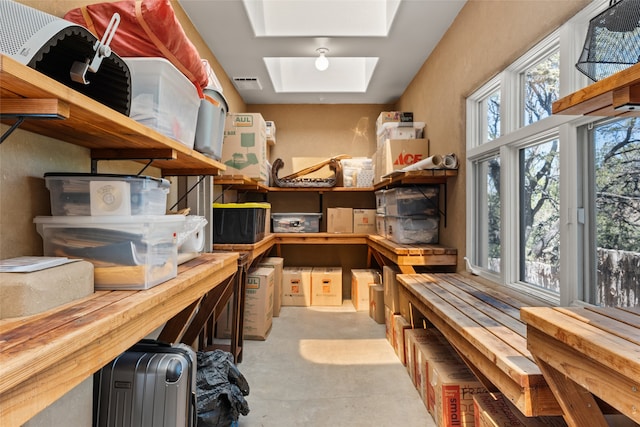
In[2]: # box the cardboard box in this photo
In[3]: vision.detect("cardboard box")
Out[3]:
[385,305,395,345]
[375,139,430,182]
[242,267,274,340]
[414,331,459,410]
[376,111,413,130]
[353,208,377,234]
[369,284,384,323]
[327,207,353,233]
[311,267,343,306]
[282,266,312,306]
[222,113,268,182]
[392,313,411,365]
[217,266,275,340]
[351,268,381,311]
[431,359,487,427]
[383,265,400,313]
[473,393,567,427]
[257,257,284,317]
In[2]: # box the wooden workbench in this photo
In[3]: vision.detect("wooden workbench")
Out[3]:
[521,306,640,426]
[0,252,238,426]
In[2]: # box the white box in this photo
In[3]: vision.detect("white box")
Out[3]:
[353,209,376,234]
[222,113,269,182]
[44,173,170,216]
[311,267,342,306]
[282,266,312,306]
[34,215,184,290]
[125,57,200,148]
[376,122,425,147]
[351,269,381,311]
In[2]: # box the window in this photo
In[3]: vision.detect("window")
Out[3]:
[465,0,614,304]
[586,118,640,307]
[522,51,560,126]
[473,155,501,274]
[519,138,560,292]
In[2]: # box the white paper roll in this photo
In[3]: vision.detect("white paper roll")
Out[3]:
[402,154,443,171]
[443,153,458,169]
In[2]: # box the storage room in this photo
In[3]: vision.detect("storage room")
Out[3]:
[1,0,639,427]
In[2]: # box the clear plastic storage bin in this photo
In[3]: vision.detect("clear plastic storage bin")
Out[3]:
[125,57,200,148]
[272,213,322,233]
[44,173,170,216]
[375,189,386,214]
[385,185,439,217]
[34,215,185,290]
[386,215,439,244]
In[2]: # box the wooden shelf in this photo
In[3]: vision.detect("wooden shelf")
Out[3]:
[373,169,458,190]
[274,233,369,244]
[0,252,238,426]
[552,62,640,117]
[0,54,225,176]
[215,174,374,192]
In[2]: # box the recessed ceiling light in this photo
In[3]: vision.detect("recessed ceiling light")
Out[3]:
[315,48,329,71]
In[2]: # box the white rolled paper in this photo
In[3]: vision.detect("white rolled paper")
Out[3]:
[402,154,443,171]
[443,153,458,169]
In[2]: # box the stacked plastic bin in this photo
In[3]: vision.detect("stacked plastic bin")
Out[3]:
[34,173,185,290]
[375,185,439,244]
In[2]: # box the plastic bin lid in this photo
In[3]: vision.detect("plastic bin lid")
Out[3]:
[33,215,186,225]
[43,172,170,188]
[212,203,271,209]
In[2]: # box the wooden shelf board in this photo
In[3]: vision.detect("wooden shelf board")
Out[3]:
[274,233,369,244]
[374,169,458,190]
[552,62,640,117]
[0,55,225,176]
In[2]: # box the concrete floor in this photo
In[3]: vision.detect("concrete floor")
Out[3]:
[237,301,436,427]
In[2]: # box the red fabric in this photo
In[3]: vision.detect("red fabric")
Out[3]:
[64,0,208,90]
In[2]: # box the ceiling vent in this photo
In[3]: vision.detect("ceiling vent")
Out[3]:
[232,77,262,90]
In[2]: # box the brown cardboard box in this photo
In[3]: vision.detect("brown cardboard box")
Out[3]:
[351,268,381,311]
[217,266,274,340]
[311,267,342,306]
[327,207,353,233]
[282,266,312,306]
[368,284,384,323]
[257,257,284,317]
[222,113,268,181]
[392,313,411,365]
[375,139,430,182]
[383,265,400,313]
[385,305,395,345]
[431,358,487,427]
[353,208,377,234]
[404,328,455,394]
[473,393,567,427]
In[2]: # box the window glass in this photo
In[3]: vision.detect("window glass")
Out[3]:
[485,91,501,142]
[475,156,501,273]
[519,139,560,292]
[590,118,640,307]
[523,51,559,126]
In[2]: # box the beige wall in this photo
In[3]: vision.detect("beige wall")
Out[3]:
[1,0,590,270]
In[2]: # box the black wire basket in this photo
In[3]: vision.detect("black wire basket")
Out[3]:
[576,0,640,81]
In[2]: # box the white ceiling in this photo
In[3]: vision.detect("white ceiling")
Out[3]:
[178,0,466,105]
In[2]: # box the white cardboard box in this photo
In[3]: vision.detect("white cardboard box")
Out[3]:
[311,266,343,306]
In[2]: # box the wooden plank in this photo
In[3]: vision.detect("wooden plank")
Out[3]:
[556,306,640,346]
[531,352,609,427]
[521,307,640,382]
[0,98,70,118]
[527,325,640,424]
[274,233,368,245]
[398,284,559,416]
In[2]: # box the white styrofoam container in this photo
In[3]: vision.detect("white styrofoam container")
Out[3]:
[34,215,185,290]
[44,173,170,216]
[125,57,200,148]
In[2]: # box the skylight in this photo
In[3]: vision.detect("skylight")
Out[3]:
[264,57,379,93]
[243,0,401,37]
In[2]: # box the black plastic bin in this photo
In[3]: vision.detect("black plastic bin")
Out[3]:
[213,203,270,244]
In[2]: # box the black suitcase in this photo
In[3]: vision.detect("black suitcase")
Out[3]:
[95,340,197,427]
